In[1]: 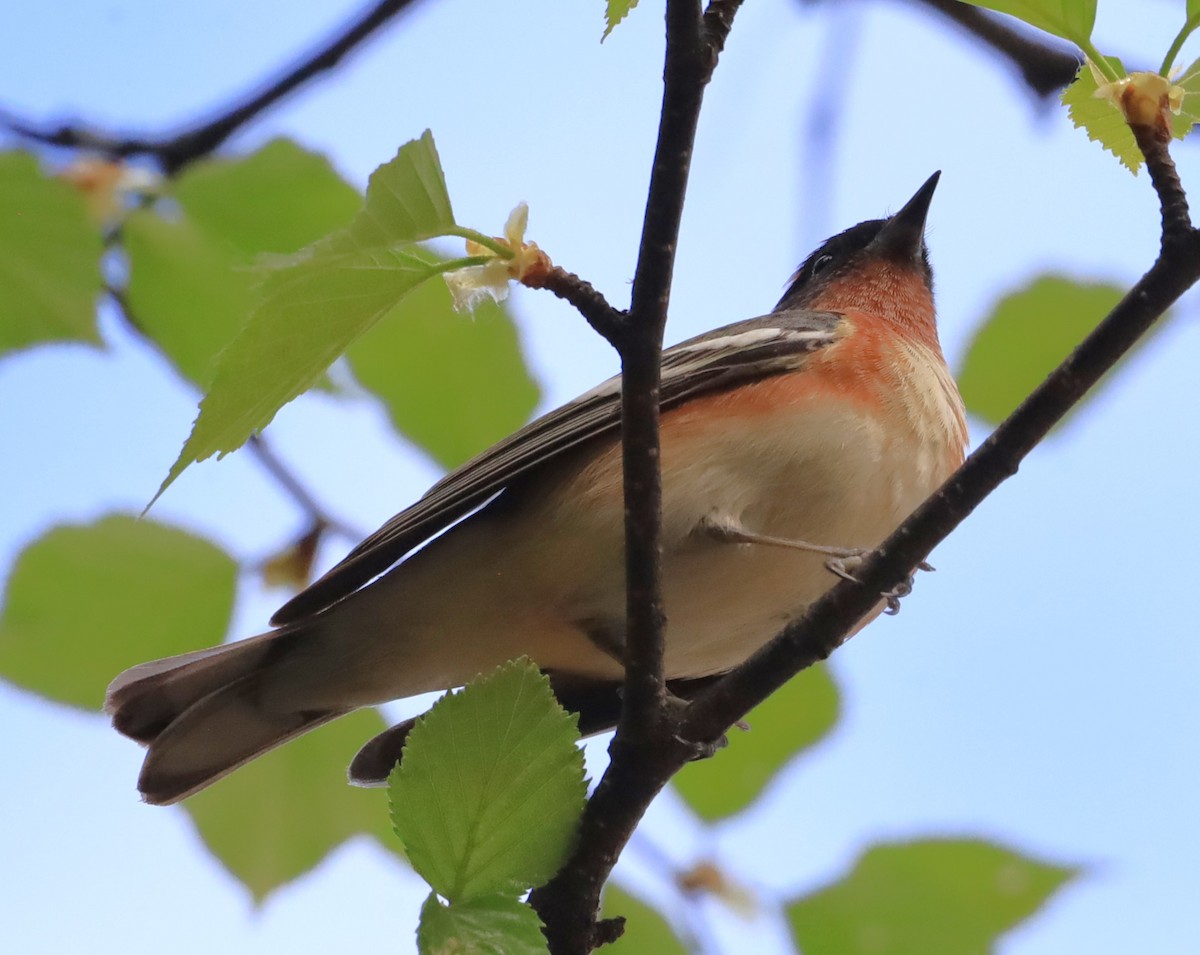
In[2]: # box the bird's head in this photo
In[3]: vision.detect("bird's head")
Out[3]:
[775,172,941,338]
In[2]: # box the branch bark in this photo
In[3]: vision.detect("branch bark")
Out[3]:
[1,0,422,173]
[529,3,743,952]
[911,0,1080,98]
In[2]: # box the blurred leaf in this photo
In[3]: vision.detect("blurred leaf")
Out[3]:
[125,139,359,388]
[154,131,460,505]
[958,275,1135,427]
[0,151,103,355]
[171,139,360,258]
[389,659,586,901]
[123,212,254,387]
[603,0,640,38]
[347,249,539,469]
[260,525,322,591]
[186,707,403,901]
[602,885,688,954]
[1060,59,1144,173]
[673,664,839,821]
[417,893,549,955]
[956,0,1095,44]
[0,514,235,710]
[677,860,757,915]
[786,838,1079,955]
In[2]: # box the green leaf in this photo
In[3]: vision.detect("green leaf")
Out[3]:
[125,140,359,387]
[1172,56,1200,138]
[186,707,403,901]
[603,0,640,38]
[0,151,103,356]
[602,886,688,954]
[171,139,361,259]
[418,893,549,955]
[347,249,539,469]
[958,275,1138,427]
[1060,59,1144,173]
[153,131,460,504]
[786,838,1079,955]
[389,659,587,901]
[123,211,256,387]
[956,0,1095,44]
[0,515,235,710]
[673,664,839,821]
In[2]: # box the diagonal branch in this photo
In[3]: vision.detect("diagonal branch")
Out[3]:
[911,0,1080,98]
[2,0,422,174]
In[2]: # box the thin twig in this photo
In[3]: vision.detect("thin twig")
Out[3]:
[2,0,422,173]
[523,265,625,345]
[247,435,364,542]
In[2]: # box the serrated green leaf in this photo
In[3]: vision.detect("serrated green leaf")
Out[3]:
[786,838,1079,955]
[311,128,457,260]
[389,659,586,901]
[603,0,640,38]
[0,151,103,355]
[958,275,1143,428]
[1060,59,1144,172]
[956,0,1095,44]
[673,664,839,821]
[125,140,359,387]
[0,515,235,710]
[347,249,539,469]
[1173,55,1200,138]
[153,131,460,504]
[602,886,688,954]
[418,893,549,955]
[186,707,403,901]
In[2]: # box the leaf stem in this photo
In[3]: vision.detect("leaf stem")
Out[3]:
[442,227,513,259]
[1159,15,1200,76]
[435,253,496,273]
[1081,42,1121,83]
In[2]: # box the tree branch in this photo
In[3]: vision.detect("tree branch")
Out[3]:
[523,265,625,346]
[529,2,743,951]
[910,0,1080,99]
[1,0,422,174]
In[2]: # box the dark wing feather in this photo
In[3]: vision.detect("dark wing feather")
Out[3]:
[271,309,844,626]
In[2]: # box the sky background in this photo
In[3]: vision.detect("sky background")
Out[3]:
[1,1,1198,953]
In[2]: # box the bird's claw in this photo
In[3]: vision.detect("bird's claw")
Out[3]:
[825,555,937,614]
[824,550,868,583]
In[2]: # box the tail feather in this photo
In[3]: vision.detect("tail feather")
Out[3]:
[105,632,280,743]
[137,674,347,805]
[106,629,348,805]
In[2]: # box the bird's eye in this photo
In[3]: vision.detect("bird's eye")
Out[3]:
[810,254,834,277]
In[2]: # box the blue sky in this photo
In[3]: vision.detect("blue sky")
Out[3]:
[1,1,1198,953]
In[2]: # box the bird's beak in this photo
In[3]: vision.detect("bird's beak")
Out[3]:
[872,171,940,263]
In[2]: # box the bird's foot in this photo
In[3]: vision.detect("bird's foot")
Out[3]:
[826,555,936,614]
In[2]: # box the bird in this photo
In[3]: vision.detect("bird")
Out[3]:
[106,172,967,806]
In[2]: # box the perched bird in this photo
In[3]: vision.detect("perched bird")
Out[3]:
[107,172,967,805]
